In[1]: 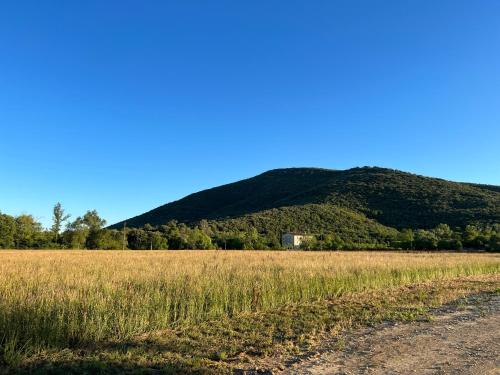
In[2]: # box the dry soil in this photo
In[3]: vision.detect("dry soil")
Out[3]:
[285,293,499,375]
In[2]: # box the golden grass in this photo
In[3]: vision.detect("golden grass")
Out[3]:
[0,250,498,362]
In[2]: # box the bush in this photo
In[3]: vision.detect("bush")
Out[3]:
[86,229,123,250]
[488,234,500,252]
[413,230,438,250]
[437,239,463,250]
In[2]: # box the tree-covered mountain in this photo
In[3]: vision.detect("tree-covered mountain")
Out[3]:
[2,167,500,251]
[110,167,500,231]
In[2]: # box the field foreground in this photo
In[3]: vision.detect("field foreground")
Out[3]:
[286,292,499,374]
[0,250,498,373]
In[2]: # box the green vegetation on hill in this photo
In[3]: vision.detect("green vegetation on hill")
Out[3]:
[1,167,499,251]
[112,167,500,230]
[1,208,500,251]
[208,203,398,248]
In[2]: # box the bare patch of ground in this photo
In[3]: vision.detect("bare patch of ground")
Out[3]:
[285,293,499,375]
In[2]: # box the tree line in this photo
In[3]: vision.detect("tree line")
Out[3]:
[0,203,499,251]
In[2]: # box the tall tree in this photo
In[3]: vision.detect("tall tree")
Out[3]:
[64,217,88,249]
[51,202,70,242]
[0,212,16,249]
[14,215,42,249]
[82,210,107,249]
[82,210,106,230]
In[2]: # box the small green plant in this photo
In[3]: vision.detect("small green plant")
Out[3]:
[334,337,346,351]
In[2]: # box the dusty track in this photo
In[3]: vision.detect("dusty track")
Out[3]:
[286,293,499,375]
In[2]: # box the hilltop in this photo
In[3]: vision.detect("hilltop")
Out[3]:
[110,167,500,232]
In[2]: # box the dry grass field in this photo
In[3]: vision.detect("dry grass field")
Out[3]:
[0,250,498,373]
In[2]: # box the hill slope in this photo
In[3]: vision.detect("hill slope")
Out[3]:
[209,203,399,245]
[111,167,500,230]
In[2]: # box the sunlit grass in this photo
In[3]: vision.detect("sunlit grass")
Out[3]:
[0,250,498,362]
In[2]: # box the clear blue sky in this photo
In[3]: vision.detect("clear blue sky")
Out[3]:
[1,1,499,228]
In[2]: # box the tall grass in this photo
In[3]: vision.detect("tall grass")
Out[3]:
[0,250,498,358]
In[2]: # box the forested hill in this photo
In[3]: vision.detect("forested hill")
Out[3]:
[111,167,500,230]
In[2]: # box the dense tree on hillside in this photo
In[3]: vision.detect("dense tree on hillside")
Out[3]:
[156,221,213,249]
[392,229,414,249]
[149,231,169,249]
[127,228,149,250]
[127,228,168,250]
[206,204,398,248]
[489,234,500,251]
[0,201,499,251]
[86,229,123,250]
[413,230,438,250]
[110,167,500,230]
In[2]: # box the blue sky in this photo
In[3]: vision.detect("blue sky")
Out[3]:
[1,1,499,228]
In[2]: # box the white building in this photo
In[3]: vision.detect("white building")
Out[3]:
[282,232,313,249]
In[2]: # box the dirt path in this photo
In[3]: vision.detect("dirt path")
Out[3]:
[286,293,500,375]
